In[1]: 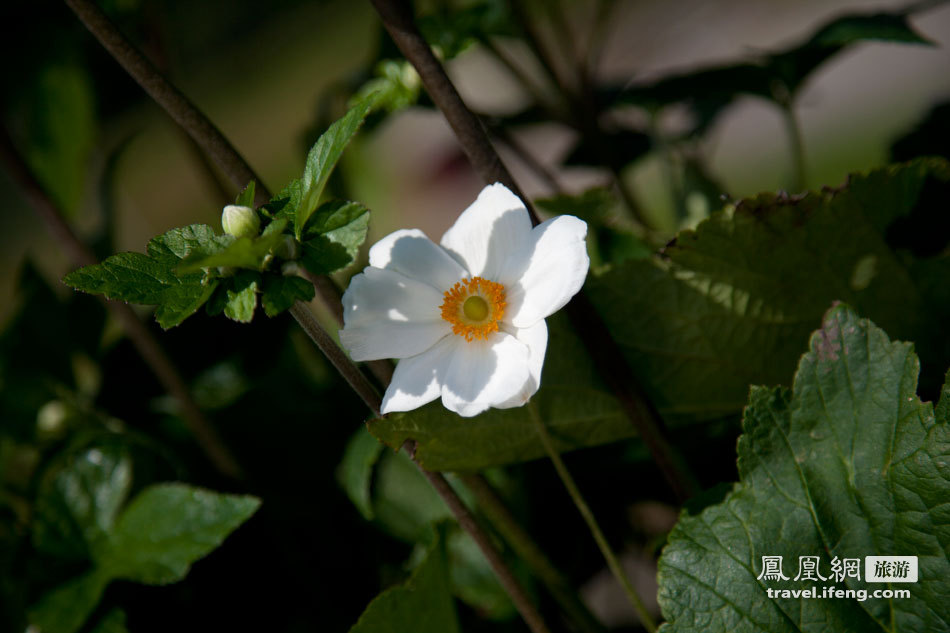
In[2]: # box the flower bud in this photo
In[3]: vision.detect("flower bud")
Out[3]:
[221,204,260,238]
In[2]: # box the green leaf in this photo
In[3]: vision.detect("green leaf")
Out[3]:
[297,100,374,237]
[348,524,461,633]
[223,272,259,323]
[32,445,132,560]
[28,570,110,633]
[96,483,260,585]
[588,158,950,422]
[337,429,386,521]
[261,275,315,317]
[369,313,634,471]
[63,224,219,329]
[418,0,514,59]
[352,60,421,114]
[657,305,950,633]
[89,610,129,633]
[299,200,371,275]
[235,180,256,208]
[23,58,96,217]
[177,218,288,274]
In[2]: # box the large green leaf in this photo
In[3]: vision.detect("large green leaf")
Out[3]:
[348,523,461,633]
[97,483,260,585]
[368,313,633,471]
[297,100,374,237]
[588,158,950,422]
[299,200,371,276]
[63,224,219,329]
[657,305,950,633]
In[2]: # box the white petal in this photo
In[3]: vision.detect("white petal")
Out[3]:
[506,215,589,328]
[369,228,467,290]
[439,183,533,280]
[441,332,530,417]
[340,267,450,361]
[496,320,548,409]
[381,336,457,414]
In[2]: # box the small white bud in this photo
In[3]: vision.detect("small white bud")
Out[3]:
[221,204,260,238]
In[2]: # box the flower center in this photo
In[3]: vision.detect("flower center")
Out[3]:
[440,276,506,342]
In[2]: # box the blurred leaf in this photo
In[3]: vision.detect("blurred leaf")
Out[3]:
[418,0,515,59]
[23,58,96,217]
[222,271,259,323]
[563,128,651,170]
[588,158,950,422]
[297,100,374,238]
[97,483,260,585]
[261,275,315,317]
[337,429,385,521]
[235,181,256,208]
[28,569,110,633]
[89,609,129,633]
[369,313,634,471]
[177,219,288,274]
[299,200,371,276]
[190,362,249,410]
[658,306,950,632]
[32,445,132,560]
[614,10,931,136]
[348,523,461,633]
[891,100,950,162]
[63,225,219,329]
[352,60,421,114]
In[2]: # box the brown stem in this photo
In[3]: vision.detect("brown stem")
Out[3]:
[370,0,697,502]
[460,474,605,633]
[289,303,382,417]
[406,443,552,633]
[0,126,243,480]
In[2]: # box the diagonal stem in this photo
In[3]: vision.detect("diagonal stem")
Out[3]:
[0,125,243,480]
[369,0,697,503]
[406,442,552,633]
[460,473,606,633]
[529,403,657,632]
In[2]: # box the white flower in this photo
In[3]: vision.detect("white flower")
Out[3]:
[340,183,589,417]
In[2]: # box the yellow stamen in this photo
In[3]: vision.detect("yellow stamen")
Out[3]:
[440,276,506,341]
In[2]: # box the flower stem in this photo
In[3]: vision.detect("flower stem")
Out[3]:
[369,0,698,503]
[781,103,806,192]
[406,443,553,633]
[0,125,243,480]
[459,473,606,633]
[529,403,658,633]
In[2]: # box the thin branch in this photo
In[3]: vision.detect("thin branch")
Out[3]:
[529,404,657,633]
[406,443,552,633]
[289,303,382,417]
[460,473,606,633]
[781,104,806,192]
[0,125,243,480]
[487,123,562,194]
[370,0,697,502]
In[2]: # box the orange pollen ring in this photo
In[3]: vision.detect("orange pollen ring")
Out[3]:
[440,276,507,342]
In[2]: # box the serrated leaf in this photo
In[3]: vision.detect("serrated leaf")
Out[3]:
[63,224,219,329]
[32,445,132,560]
[297,100,374,237]
[657,305,950,633]
[369,313,633,471]
[28,570,110,633]
[261,275,315,317]
[348,523,461,633]
[299,200,370,275]
[235,181,256,208]
[223,272,259,323]
[337,429,386,521]
[588,158,950,423]
[177,218,288,274]
[96,483,260,585]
